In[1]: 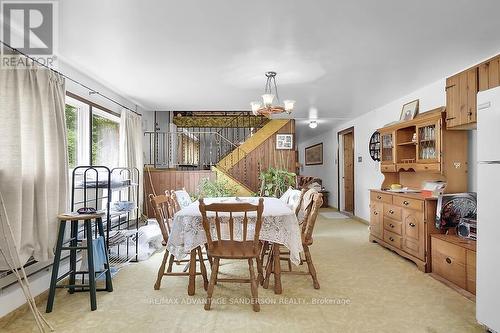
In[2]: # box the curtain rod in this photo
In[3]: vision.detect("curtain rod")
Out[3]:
[0,40,142,116]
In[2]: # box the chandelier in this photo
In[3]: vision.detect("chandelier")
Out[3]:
[250,71,295,117]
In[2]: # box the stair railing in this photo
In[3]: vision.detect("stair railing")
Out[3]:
[143,130,249,174]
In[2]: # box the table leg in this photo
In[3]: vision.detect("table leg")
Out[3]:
[197,246,209,291]
[262,244,274,289]
[187,249,197,295]
[273,244,282,294]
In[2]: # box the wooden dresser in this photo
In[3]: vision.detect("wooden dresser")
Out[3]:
[430,234,476,296]
[369,190,440,272]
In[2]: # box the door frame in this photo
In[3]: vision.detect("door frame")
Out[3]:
[337,126,355,214]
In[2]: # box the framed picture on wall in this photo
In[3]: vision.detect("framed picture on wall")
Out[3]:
[276,134,293,150]
[399,99,419,121]
[305,143,323,165]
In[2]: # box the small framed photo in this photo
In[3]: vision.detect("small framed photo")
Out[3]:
[400,99,419,121]
[305,143,323,165]
[276,134,293,150]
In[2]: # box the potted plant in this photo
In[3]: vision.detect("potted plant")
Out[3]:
[259,167,296,198]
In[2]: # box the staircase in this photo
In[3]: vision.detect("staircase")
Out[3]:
[143,112,295,197]
[214,119,292,196]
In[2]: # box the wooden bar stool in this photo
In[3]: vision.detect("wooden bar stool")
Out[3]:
[46,213,113,313]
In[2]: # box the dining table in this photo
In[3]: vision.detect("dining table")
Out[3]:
[166,196,303,294]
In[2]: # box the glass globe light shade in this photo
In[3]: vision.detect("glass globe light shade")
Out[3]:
[283,100,295,112]
[261,94,275,107]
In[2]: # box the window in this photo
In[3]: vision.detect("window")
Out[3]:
[64,94,120,169]
[65,104,78,169]
[92,108,120,168]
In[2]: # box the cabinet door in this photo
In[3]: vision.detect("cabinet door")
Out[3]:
[465,68,477,124]
[369,201,383,239]
[478,56,500,91]
[446,68,477,128]
[380,132,394,165]
[402,208,425,260]
[416,120,441,164]
[445,75,461,128]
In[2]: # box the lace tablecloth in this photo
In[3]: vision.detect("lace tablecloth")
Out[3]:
[166,197,303,265]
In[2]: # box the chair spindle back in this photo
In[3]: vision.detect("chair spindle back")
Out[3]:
[302,193,323,244]
[199,198,264,253]
[149,193,174,243]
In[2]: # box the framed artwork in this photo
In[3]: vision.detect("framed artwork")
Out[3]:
[305,143,323,165]
[400,99,419,121]
[276,134,293,150]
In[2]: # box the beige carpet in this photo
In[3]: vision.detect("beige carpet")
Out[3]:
[2,209,482,332]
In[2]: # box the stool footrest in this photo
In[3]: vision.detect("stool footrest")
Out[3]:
[56,284,90,289]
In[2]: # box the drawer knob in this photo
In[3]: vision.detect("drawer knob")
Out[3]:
[389,209,394,214]
[389,237,395,242]
[374,211,378,216]
[403,200,410,206]
[377,195,382,200]
[409,222,416,227]
[389,223,395,228]
[445,257,452,264]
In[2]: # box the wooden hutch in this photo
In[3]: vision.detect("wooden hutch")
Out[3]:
[369,107,468,272]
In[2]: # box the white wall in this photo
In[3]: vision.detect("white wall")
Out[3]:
[0,60,147,318]
[298,78,478,222]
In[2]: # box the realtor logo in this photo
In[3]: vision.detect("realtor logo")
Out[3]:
[1,0,58,67]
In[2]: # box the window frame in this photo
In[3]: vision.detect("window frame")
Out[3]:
[65,91,120,167]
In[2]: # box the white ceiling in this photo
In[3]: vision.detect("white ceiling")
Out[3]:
[58,0,500,138]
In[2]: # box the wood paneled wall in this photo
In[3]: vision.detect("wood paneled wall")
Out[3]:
[227,120,296,192]
[143,169,214,217]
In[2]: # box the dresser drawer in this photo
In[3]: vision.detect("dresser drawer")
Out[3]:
[381,164,397,173]
[384,218,402,236]
[383,204,402,221]
[466,250,476,294]
[432,238,466,265]
[394,196,423,211]
[370,192,392,204]
[384,230,402,249]
[431,238,467,289]
[415,163,440,172]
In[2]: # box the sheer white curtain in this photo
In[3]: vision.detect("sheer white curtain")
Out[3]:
[119,109,143,212]
[0,60,68,269]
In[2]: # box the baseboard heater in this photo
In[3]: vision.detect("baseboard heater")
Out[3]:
[0,256,69,291]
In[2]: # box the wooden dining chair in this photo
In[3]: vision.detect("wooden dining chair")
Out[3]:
[259,188,306,275]
[171,188,192,210]
[168,190,213,269]
[199,198,264,312]
[281,192,323,289]
[149,193,208,295]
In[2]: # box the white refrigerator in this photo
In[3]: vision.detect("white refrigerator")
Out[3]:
[477,86,500,332]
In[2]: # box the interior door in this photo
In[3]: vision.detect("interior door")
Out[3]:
[343,131,354,213]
